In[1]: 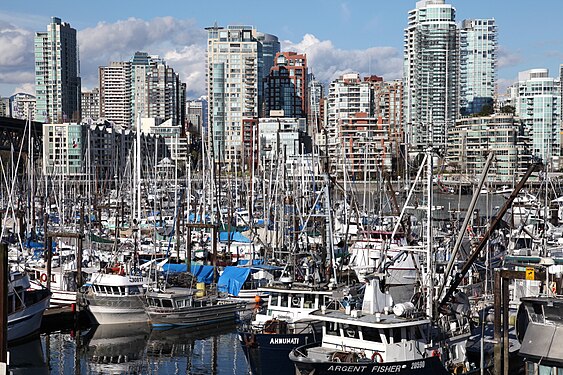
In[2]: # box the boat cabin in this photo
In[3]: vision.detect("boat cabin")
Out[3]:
[308,311,430,363]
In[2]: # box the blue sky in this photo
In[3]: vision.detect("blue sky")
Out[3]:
[1,0,562,98]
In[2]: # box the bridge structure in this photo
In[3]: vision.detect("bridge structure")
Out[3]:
[0,116,43,157]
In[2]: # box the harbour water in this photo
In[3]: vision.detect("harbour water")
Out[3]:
[9,322,250,374]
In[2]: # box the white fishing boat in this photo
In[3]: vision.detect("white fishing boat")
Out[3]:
[82,268,149,325]
[289,278,472,375]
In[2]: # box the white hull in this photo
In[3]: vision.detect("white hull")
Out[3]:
[87,295,148,325]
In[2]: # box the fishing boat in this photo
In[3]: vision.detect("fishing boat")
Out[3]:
[144,286,245,328]
[82,267,149,325]
[238,252,358,375]
[289,277,471,375]
[7,270,51,342]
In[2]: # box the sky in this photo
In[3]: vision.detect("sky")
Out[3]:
[1,0,562,99]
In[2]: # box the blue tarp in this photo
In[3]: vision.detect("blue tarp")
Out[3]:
[237,259,265,266]
[26,239,57,250]
[160,264,215,284]
[217,266,251,296]
[219,231,251,243]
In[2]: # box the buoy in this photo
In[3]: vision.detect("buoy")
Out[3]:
[40,273,48,283]
[254,295,261,303]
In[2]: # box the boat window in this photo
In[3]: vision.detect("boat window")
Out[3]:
[280,295,288,307]
[361,327,383,343]
[303,294,315,308]
[270,293,279,306]
[342,324,359,339]
[111,286,120,295]
[325,321,339,336]
[162,299,173,308]
[387,328,403,344]
[154,299,162,307]
[129,286,141,295]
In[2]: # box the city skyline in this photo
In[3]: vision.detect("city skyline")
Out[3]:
[1,0,562,99]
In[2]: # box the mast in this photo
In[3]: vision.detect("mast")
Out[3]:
[425,148,434,319]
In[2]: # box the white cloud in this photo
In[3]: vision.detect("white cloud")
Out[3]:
[0,22,35,95]
[12,82,35,96]
[0,17,404,100]
[77,16,207,98]
[282,34,402,84]
[497,46,521,69]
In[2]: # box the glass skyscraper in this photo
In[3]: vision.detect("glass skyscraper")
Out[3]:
[460,19,497,115]
[34,17,81,123]
[206,24,278,166]
[404,0,459,151]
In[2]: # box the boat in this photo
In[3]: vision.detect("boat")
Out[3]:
[289,150,479,375]
[144,286,245,328]
[82,267,149,325]
[238,252,359,375]
[517,296,563,373]
[217,264,281,302]
[289,277,472,375]
[28,265,95,309]
[7,270,51,342]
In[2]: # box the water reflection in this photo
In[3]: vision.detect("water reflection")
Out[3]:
[8,336,48,374]
[82,323,150,374]
[18,321,249,374]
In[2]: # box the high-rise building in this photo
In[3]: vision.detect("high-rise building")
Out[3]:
[206,24,278,167]
[460,19,497,115]
[34,17,81,123]
[10,93,36,121]
[255,31,281,116]
[307,77,324,135]
[0,98,9,117]
[264,52,308,118]
[514,69,561,167]
[81,88,99,122]
[404,0,459,150]
[99,53,185,129]
[99,61,132,128]
[447,114,530,182]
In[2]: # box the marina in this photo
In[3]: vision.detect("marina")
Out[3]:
[1,1,563,374]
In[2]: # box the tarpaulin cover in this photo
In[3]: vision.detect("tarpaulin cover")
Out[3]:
[160,264,215,284]
[217,266,251,296]
[219,231,251,243]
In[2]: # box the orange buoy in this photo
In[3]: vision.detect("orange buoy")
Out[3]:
[254,295,261,303]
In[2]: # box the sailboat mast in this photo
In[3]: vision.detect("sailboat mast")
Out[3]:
[425,148,434,319]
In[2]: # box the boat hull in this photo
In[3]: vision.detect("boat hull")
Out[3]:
[86,294,147,325]
[290,350,450,375]
[8,289,51,342]
[239,332,317,375]
[146,301,243,328]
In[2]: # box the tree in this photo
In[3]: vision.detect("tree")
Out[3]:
[500,105,516,115]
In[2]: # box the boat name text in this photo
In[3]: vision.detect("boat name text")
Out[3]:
[269,337,300,345]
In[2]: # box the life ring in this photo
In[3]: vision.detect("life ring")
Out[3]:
[40,273,48,283]
[371,351,383,363]
[292,297,300,307]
